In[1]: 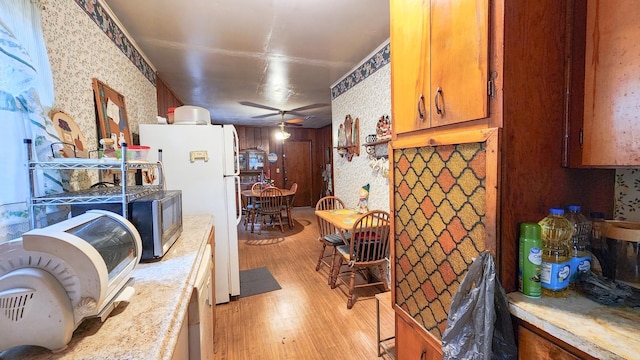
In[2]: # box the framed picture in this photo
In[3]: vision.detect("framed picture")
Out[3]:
[92,78,132,147]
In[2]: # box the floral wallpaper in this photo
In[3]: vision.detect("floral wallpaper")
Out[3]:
[73,0,155,85]
[331,41,391,213]
[41,0,157,189]
[331,42,390,100]
[615,169,640,222]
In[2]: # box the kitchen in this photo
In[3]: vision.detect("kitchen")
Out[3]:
[1,0,640,359]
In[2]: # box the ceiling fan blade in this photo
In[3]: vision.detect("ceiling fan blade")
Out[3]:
[252,112,280,119]
[239,101,281,112]
[286,118,304,124]
[288,103,329,112]
[278,121,302,128]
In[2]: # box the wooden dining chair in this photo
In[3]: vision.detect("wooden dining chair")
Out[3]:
[256,187,284,234]
[330,210,391,309]
[315,196,351,285]
[251,182,264,193]
[241,193,258,232]
[282,182,298,229]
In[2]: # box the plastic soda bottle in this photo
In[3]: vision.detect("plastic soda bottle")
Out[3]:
[565,205,592,286]
[538,208,573,297]
[519,223,542,297]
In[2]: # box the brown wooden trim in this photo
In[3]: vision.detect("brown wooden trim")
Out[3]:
[392,127,498,149]
[484,129,500,259]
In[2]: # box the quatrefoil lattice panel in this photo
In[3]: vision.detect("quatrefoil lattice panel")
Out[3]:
[393,142,486,340]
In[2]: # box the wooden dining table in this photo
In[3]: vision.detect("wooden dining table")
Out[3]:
[315,208,390,242]
[241,188,296,232]
[314,208,363,244]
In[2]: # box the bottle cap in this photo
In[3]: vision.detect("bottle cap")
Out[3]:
[550,208,564,215]
[567,205,581,212]
[520,223,541,239]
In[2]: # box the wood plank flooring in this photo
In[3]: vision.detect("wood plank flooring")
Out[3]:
[214,207,395,360]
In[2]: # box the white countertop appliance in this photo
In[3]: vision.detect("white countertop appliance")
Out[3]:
[140,123,241,304]
[0,210,141,353]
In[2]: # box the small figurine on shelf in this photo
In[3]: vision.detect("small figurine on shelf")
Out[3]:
[357,184,370,214]
[99,137,116,158]
[376,115,392,141]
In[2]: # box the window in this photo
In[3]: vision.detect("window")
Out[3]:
[0,0,61,241]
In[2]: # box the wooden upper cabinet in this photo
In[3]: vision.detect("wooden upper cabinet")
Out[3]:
[391,0,489,136]
[582,0,640,166]
[390,0,430,134]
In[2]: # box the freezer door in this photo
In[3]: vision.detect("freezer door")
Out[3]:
[223,125,240,176]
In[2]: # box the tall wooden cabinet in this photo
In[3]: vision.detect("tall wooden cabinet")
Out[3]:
[390,0,489,135]
[389,1,616,358]
[568,0,640,167]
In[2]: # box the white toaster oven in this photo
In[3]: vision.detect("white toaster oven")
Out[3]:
[0,210,142,353]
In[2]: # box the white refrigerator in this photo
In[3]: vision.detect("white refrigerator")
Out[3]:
[139,123,241,304]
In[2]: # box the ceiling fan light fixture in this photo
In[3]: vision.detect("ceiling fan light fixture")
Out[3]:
[275,123,291,141]
[275,130,291,140]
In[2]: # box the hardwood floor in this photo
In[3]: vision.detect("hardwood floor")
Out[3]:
[214,207,395,360]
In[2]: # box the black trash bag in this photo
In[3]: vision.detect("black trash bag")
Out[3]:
[441,251,518,360]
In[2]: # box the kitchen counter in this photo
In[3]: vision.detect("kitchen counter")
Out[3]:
[0,214,214,360]
[508,291,640,359]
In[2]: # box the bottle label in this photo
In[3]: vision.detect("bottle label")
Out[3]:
[520,240,542,297]
[570,256,591,283]
[528,248,542,265]
[541,261,571,291]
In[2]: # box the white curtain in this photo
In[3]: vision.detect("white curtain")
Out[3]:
[0,0,62,241]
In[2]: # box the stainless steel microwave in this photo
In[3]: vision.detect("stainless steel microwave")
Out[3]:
[70,190,183,261]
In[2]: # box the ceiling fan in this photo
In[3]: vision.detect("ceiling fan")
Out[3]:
[239,101,328,126]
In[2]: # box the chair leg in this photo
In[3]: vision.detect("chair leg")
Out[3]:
[331,257,343,289]
[287,206,293,229]
[378,264,389,291]
[327,246,338,285]
[316,242,327,271]
[347,267,357,309]
[258,213,264,235]
[277,214,284,232]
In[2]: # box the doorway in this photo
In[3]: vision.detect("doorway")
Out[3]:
[283,141,312,207]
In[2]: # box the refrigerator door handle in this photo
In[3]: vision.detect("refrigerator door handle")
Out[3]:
[234,175,242,225]
[232,128,240,176]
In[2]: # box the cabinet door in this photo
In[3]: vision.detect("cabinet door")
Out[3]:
[430,0,489,127]
[390,0,431,135]
[391,0,489,135]
[396,314,442,360]
[518,325,581,360]
[582,0,640,166]
[247,151,265,171]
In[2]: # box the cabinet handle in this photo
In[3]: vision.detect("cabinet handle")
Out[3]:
[434,87,443,115]
[419,350,426,360]
[417,94,426,120]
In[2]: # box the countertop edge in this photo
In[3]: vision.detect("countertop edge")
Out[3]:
[158,215,213,360]
[508,291,635,360]
[0,214,215,360]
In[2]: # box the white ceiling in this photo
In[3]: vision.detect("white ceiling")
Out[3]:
[103,0,390,128]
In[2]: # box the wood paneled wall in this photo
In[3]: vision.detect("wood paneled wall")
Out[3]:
[236,125,333,206]
[153,72,334,205]
[155,73,184,116]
